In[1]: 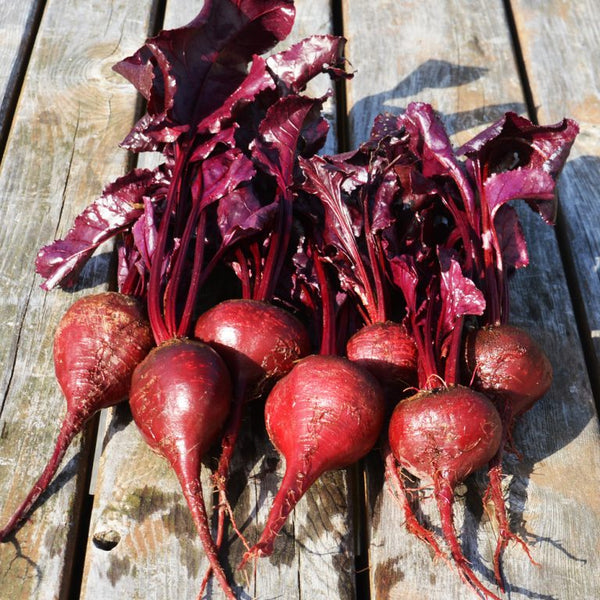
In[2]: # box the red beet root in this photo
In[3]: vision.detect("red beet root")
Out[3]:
[194,299,311,393]
[346,320,418,396]
[129,338,234,599]
[465,323,551,586]
[241,354,385,565]
[389,385,502,485]
[465,324,552,418]
[0,292,153,540]
[388,385,503,600]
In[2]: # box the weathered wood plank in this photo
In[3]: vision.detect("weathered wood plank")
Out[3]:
[0,0,45,150]
[342,0,600,598]
[0,1,158,599]
[80,1,355,599]
[510,0,600,396]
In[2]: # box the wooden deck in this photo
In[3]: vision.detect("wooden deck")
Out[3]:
[0,1,598,599]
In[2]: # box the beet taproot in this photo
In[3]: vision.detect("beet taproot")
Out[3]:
[0,292,153,540]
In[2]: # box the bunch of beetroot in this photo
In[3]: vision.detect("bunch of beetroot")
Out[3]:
[294,106,576,598]
[0,1,579,599]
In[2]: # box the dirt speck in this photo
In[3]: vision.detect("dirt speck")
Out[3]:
[107,554,131,586]
[374,556,404,600]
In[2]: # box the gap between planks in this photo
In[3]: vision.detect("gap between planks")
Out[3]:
[0,0,47,164]
[329,0,374,597]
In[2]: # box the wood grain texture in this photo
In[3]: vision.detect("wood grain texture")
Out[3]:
[0,1,157,598]
[342,0,600,598]
[510,0,600,392]
[80,1,354,599]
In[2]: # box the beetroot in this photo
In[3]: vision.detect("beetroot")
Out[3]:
[384,237,501,596]
[194,298,311,553]
[389,385,503,600]
[465,323,551,584]
[241,354,385,564]
[0,292,153,541]
[194,299,311,394]
[129,338,234,599]
[389,386,502,487]
[465,324,552,418]
[346,321,418,395]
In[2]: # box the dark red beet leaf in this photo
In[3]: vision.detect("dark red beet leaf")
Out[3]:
[113,0,296,152]
[36,166,170,291]
[458,111,579,224]
[266,34,350,93]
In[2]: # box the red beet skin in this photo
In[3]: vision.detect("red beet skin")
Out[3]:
[388,385,503,600]
[465,323,553,417]
[346,321,418,393]
[242,354,385,563]
[129,338,235,600]
[130,339,231,462]
[194,298,311,394]
[54,292,154,412]
[389,386,502,486]
[0,292,153,541]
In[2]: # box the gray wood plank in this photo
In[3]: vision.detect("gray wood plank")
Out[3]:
[0,0,158,598]
[342,0,600,598]
[80,1,355,599]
